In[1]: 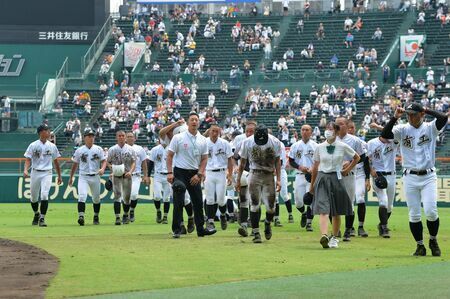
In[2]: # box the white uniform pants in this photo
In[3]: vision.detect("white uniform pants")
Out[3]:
[205,170,227,206]
[78,174,101,204]
[275,169,289,203]
[30,169,52,203]
[403,172,438,222]
[112,176,132,204]
[342,173,356,208]
[372,174,395,213]
[355,172,366,204]
[153,174,171,202]
[294,173,310,208]
[131,175,142,201]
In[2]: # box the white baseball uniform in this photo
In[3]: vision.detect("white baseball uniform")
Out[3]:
[71,144,105,204]
[276,141,289,203]
[234,133,251,207]
[24,140,60,203]
[149,144,171,202]
[354,140,368,204]
[130,144,148,201]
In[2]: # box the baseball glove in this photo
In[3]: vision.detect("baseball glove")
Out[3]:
[105,179,113,191]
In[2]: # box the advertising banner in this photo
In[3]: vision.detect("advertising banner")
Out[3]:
[124,42,147,68]
[400,35,425,62]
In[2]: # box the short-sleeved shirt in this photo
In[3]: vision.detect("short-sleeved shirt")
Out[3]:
[337,133,366,161]
[168,130,208,170]
[392,119,440,170]
[131,144,148,174]
[233,133,247,157]
[149,144,168,174]
[206,137,233,170]
[313,140,356,173]
[107,144,136,172]
[279,140,287,169]
[367,138,398,173]
[289,139,318,171]
[24,140,60,171]
[72,144,105,175]
[240,134,281,172]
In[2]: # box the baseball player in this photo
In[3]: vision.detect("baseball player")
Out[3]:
[335,117,369,241]
[23,124,62,227]
[159,119,195,234]
[381,102,447,256]
[107,130,136,225]
[237,124,281,243]
[204,124,233,231]
[273,137,293,227]
[233,120,256,237]
[367,133,398,238]
[126,132,150,222]
[148,141,171,224]
[347,121,371,238]
[68,129,107,226]
[288,125,318,231]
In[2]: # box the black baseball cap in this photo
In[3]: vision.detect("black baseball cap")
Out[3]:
[37,124,50,134]
[405,102,424,114]
[254,124,269,146]
[83,128,95,136]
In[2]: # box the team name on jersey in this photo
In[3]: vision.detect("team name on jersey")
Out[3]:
[402,135,414,149]
[417,134,431,146]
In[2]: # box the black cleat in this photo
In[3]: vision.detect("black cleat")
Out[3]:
[198,227,217,237]
[377,223,383,236]
[93,215,100,225]
[306,223,313,232]
[349,227,356,237]
[161,216,168,224]
[172,232,181,239]
[300,213,307,228]
[429,239,441,257]
[343,229,351,242]
[78,216,85,226]
[381,227,390,238]
[115,217,121,225]
[320,235,330,249]
[358,226,368,237]
[220,215,227,230]
[180,225,187,235]
[274,218,283,227]
[238,225,248,237]
[32,213,40,226]
[288,214,294,223]
[252,232,262,243]
[187,218,195,233]
[413,244,427,256]
[156,211,162,223]
[130,211,135,223]
[122,215,130,225]
[264,222,272,240]
[38,218,47,227]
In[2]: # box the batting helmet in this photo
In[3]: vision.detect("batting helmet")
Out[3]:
[303,191,314,205]
[374,175,388,189]
[105,179,113,191]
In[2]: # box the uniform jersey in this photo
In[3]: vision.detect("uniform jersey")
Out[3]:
[233,133,247,157]
[240,134,281,172]
[279,141,287,169]
[355,140,367,174]
[24,140,60,170]
[337,134,366,161]
[367,138,398,173]
[288,139,318,171]
[149,144,169,174]
[107,144,136,172]
[392,119,440,170]
[72,144,105,175]
[206,137,233,170]
[131,144,148,174]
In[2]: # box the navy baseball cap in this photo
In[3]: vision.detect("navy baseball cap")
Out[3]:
[405,102,424,114]
[37,124,50,134]
[83,128,95,136]
[254,124,269,146]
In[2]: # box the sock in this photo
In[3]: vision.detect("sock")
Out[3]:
[154,200,161,211]
[409,221,423,243]
[213,203,218,216]
[206,204,215,221]
[345,214,355,229]
[123,203,130,215]
[185,202,193,217]
[130,199,138,211]
[40,200,48,216]
[114,201,121,217]
[297,205,305,214]
[31,202,39,213]
[240,207,249,225]
[426,218,439,238]
[285,200,293,214]
[357,203,366,225]
[275,203,280,217]
[78,202,86,217]
[378,207,388,225]
[163,202,170,214]
[93,203,100,215]
[266,212,274,223]
[219,205,227,215]
[306,206,314,220]
[250,211,260,229]
[227,199,234,214]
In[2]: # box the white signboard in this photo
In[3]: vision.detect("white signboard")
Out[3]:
[400,35,425,62]
[124,42,146,68]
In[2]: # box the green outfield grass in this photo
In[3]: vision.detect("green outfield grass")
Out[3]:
[1,203,449,299]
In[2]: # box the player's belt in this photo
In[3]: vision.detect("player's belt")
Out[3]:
[377,171,393,176]
[81,173,97,176]
[208,169,225,172]
[157,172,168,175]
[343,171,355,177]
[132,173,141,176]
[33,169,50,172]
[404,169,434,176]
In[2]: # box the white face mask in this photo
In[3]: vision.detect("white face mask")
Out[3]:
[324,130,335,141]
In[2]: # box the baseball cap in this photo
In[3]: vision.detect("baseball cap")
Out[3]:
[83,128,95,136]
[254,124,269,146]
[405,102,424,114]
[37,124,50,134]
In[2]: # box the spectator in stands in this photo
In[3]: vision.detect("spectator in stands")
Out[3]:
[352,17,363,31]
[399,0,411,12]
[330,54,339,68]
[372,27,383,40]
[297,19,304,34]
[398,61,407,82]
[417,10,426,25]
[300,48,309,59]
[263,5,271,16]
[345,32,354,48]
[315,61,325,73]
[316,23,325,40]
[426,67,435,84]
[307,42,315,58]
[379,0,387,11]
[344,17,353,31]
[272,29,280,47]
[84,102,91,115]
[264,39,272,60]
[152,61,161,72]
[304,1,311,20]
[283,48,294,61]
[220,81,228,95]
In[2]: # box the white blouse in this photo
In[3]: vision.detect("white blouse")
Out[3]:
[313,140,356,173]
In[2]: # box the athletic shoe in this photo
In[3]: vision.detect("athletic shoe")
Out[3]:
[381,227,390,238]
[93,215,100,225]
[250,230,255,236]
[429,239,441,257]
[156,211,162,223]
[229,215,236,224]
[413,244,426,256]
[288,214,294,223]
[32,213,40,226]
[38,218,47,227]
[328,236,339,248]
[180,225,187,235]
[377,223,383,236]
[197,227,217,237]
[264,222,272,240]
[320,235,330,249]
[206,222,215,231]
[343,229,351,242]
[300,213,307,228]
[115,217,121,225]
[274,218,283,227]
[252,232,262,243]
[122,215,130,225]
[238,225,248,237]
[306,223,313,232]
[130,211,135,223]
[78,216,85,226]
[187,218,195,233]
[358,226,368,237]
[349,227,356,237]
[161,216,168,224]
[172,232,181,239]
[220,215,227,230]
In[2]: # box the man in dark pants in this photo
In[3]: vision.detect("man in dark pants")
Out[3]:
[167,112,216,238]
